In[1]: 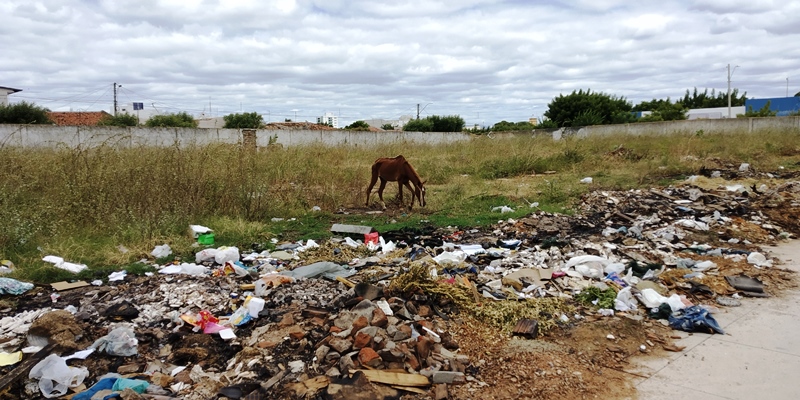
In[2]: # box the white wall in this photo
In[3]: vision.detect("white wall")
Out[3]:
[0,125,473,148]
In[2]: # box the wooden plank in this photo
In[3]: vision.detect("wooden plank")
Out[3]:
[336,276,355,288]
[392,385,429,394]
[352,369,430,387]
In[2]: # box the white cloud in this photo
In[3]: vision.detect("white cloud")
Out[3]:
[1,0,798,125]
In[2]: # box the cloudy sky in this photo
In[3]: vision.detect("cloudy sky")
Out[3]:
[2,0,799,127]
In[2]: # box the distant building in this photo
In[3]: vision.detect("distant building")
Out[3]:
[363,115,414,130]
[0,86,22,106]
[686,106,745,119]
[197,116,226,128]
[47,111,112,126]
[316,112,339,128]
[118,102,158,122]
[744,97,800,116]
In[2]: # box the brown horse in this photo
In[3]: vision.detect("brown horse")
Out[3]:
[366,155,426,210]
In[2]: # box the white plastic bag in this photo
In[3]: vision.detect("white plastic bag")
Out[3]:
[214,247,240,264]
[614,286,638,312]
[151,244,172,259]
[29,354,89,398]
[195,248,218,263]
[91,326,138,356]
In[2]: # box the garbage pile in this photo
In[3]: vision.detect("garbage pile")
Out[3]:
[1,173,799,399]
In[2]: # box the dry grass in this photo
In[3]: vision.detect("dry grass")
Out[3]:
[1,128,798,281]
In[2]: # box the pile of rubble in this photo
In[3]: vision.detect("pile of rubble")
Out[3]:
[1,167,799,399]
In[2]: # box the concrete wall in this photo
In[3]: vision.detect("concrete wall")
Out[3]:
[0,125,473,148]
[3,117,799,148]
[540,116,800,140]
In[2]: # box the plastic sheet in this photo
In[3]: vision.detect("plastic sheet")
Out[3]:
[42,255,88,274]
[614,286,638,312]
[0,277,35,295]
[29,354,89,398]
[158,263,207,276]
[150,244,172,258]
[214,246,241,264]
[91,326,138,356]
[669,305,724,334]
[279,261,356,280]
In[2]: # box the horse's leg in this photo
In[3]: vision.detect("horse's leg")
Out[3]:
[402,181,415,210]
[377,179,388,210]
[397,181,404,208]
[366,169,379,207]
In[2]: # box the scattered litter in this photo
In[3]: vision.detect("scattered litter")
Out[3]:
[668,305,724,334]
[150,244,172,259]
[0,277,35,295]
[42,255,88,273]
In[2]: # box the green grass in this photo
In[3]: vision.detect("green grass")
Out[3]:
[1,128,799,282]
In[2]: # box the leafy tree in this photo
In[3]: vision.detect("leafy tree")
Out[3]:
[402,118,434,132]
[403,115,464,132]
[678,87,746,108]
[544,89,635,127]
[795,91,800,97]
[0,101,52,124]
[98,113,138,127]
[345,120,371,130]
[491,120,535,131]
[634,98,687,122]
[738,101,777,118]
[381,123,395,130]
[223,112,264,129]
[145,112,198,128]
[536,119,559,129]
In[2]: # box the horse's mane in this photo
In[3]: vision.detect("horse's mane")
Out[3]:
[403,159,423,185]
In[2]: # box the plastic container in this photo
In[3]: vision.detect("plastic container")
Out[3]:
[197,233,215,246]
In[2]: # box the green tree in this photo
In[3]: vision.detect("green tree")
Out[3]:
[491,120,535,131]
[98,113,139,127]
[544,89,635,127]
[738,101,777,118]
[145,112,198,128]
[402,118,434,132]
[678,87,746,108]
[633,98,687,122]
[380,123,395,130]
[0,101,52,124]
[223,112,264,129]
[344,120,371,130]
[403,115,464,132]
[536,119,558,129]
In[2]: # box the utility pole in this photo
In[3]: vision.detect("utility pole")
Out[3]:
[113,82,118,116]
[417,103,420,120]
[727,64,739,118]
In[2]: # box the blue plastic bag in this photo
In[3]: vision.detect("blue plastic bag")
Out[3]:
[668,305,724,334]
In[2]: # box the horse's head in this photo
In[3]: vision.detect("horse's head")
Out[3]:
[419,180,427,207]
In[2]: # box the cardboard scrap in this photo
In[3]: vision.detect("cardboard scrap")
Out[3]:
[51,281,90,291]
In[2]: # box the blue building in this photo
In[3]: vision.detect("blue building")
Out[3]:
[744,96,800,116]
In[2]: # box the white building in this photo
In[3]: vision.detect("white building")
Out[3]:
[0,86,22,106]
[317,112,339,128]
[686,106,746,119]
[118,102,159,122]
[364,115,414,130]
